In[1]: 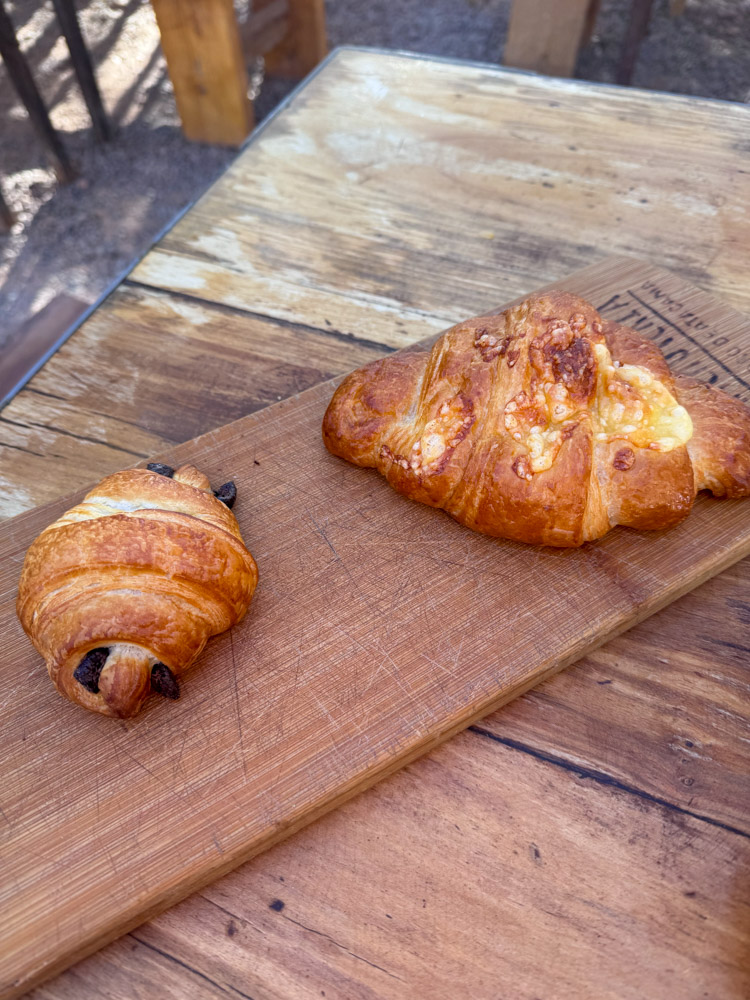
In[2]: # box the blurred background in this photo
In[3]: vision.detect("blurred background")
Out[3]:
[1,0,748,347]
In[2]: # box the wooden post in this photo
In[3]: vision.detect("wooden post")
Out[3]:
[150,0,253,146]
[582,0,602,47]
[257,0,327,78]
[504,0,595,78]
[0,0,75,180]
[51,0,112,143]
[616,0,656,86]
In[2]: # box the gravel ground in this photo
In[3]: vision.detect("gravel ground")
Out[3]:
[1,0,748,347]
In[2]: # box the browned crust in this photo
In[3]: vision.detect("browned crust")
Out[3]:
[674,374,750,497]
[602,319,674,385]
[323,292,750,547]
[16,465,258,717]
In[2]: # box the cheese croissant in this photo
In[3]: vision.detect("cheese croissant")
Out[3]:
[17,463,258,717]
[323,291,750,547]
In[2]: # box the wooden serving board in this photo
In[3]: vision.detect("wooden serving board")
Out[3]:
[1,259,749,998]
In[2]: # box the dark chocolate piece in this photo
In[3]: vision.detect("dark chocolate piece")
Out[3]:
[151,662,180,700]
[146,463,174,478]
[73,647,109,693]
[214,481,237,509]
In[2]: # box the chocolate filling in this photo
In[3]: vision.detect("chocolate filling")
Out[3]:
[214,481,237,509]
[146,463,174,478]
[151,662,180,699]
[73,647,110,693]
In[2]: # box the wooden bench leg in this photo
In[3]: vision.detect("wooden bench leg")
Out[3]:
[51,0,112,143]
[616,0,656,86]
[504,0,596,78]
[150,0,253,146]
[582,0,602,47]
[258,0,327,78]
[0,0,75,180]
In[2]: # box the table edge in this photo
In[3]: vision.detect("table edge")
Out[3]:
[333,45,750,114]
[0,47,340,410]
[5,44,746,411]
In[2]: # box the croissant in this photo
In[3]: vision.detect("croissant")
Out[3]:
[17,463,258,717]
[323,291,750,547]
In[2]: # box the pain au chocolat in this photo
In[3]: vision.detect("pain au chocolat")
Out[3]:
[17,463,258,717]
[323,291,750,547]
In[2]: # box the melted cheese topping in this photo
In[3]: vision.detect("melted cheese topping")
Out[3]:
[503,387,568,477]
[593,343,692,451]
[505,342,692,480]
[399,398,473,472]
[525,425,564,474]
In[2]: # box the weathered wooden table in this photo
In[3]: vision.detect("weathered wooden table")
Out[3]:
[3,48,749,999]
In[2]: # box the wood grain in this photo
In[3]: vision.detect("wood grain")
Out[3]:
[504,0,593,76]
[3,50,749,517]
[0,283,387,518]
[150,0,253,146]
[485,557,750,834]
[0,294,88,409]
[29,726,750,1000]
[135,49,750,319]
[25,557,750,1000]
[2,259,749,999]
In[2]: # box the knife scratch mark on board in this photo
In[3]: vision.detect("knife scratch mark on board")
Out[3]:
[305,510,381,620]
[229,630,248,783]
[3,260,750,996]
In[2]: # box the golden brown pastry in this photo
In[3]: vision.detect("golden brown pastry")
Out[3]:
[17,463,258,717]
[323,291,750,547]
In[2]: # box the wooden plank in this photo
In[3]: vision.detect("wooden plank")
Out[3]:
[133,50,750,322]
[149,0,253,146]
[504,0,593,76]
[257,0,327,78]
[0,282,388,518]
[24,558,750,998]
[1,259,750,998]
[2,52,750,998]
[481,557,750,834]
[29,729,750,999]
[0,294,89,409]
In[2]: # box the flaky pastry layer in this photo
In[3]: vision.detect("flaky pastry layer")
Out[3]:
[323,291,750,547]
[17,464,258,717]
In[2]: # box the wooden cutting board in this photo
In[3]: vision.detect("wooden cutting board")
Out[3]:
[1,258,749,998]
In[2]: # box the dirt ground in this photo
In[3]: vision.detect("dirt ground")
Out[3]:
[1,0,748,347]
